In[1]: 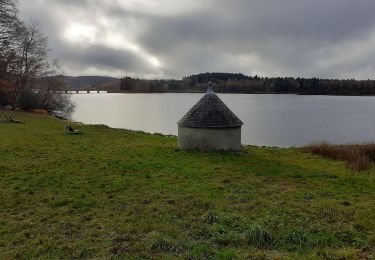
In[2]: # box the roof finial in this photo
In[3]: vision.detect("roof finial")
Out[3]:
[207,81,214,94]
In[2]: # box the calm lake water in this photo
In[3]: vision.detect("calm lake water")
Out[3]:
[70,93,375,147]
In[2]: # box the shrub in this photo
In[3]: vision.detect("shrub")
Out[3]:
[0,80,12,106]
[17,91,42,110]
[16,89,75,118]
[0,88,9,106]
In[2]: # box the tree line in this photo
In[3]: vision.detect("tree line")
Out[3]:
[119,73,375,95]
[0,0,73,115]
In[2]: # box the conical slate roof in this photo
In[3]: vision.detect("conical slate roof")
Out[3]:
[178,91,243,128]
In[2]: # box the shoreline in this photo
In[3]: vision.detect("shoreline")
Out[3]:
[2,109,374,149]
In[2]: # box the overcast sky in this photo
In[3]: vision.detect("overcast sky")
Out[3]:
[18,0,375,79]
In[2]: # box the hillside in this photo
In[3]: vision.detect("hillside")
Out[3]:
[57,73,375,95]
[119,73,375,95]
[62,76,120,90]
[1,111,374,258]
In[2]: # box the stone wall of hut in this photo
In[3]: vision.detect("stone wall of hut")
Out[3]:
[178,126,241,151]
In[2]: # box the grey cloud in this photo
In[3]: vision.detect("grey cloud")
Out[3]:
[18,0,375,79]
[58,44,153,71]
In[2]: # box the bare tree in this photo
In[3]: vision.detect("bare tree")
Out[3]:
[15,24,49,85]
[0,0,75,116]
[34,60,75,116]
[0,0,17,41]
[0,0,19,80]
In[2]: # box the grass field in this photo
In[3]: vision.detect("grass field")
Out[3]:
[0,111,374,259]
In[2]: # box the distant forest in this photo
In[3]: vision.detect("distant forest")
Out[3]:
[63,76,119,90]
[118,72,375,96]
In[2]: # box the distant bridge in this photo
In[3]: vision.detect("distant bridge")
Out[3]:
[62,90,108,94]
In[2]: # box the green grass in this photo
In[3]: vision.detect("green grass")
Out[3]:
[0,111,374,259]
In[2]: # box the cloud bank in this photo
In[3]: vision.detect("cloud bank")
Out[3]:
[19,0,375,79]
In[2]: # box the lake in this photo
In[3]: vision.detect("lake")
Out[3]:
[70,93,375,147]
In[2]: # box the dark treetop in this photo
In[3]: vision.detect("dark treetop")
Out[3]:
[178,91,243,128]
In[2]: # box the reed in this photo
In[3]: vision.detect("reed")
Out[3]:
[303,142,375,171]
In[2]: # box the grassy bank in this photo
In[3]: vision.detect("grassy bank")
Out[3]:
[0,111,374,259]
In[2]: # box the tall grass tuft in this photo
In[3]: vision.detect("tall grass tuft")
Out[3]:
[150,237,185,253]
[284,230,310,250]
[204,211,219,224]
[244,224,274,249]
[303,142,375,171]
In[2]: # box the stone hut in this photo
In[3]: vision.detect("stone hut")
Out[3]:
[178,82,243,151]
